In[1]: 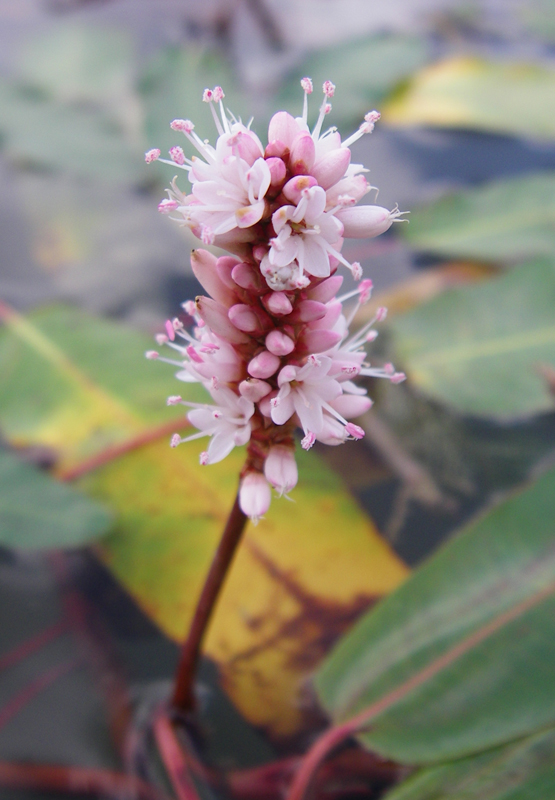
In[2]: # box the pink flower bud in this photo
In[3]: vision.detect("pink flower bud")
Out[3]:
[191,249,236,307]
[264,445,298,495]
[231,262,265,293]
[299,329,342,354]
[232,131,263,165]
[266,157,287,190]
[239,378,272,402]
[311,147,351,190]
[268,112,301,149]
[331,395,372,418]
[283,175,318,204]
[265,330,295,356]
[307,275,343,303]
[262,292,293,316]
[285,299,327,323]
[228,303,270,334]
[264,139,287,159]
[248,350,281,379]
[239,472,272,521]
[336,205,396,239]
[289,131,316,175]
[195,296,250,344]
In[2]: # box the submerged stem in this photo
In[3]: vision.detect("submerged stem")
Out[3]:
[171,490,248,712]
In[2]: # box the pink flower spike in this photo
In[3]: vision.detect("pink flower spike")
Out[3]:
[145,149,160,163]
[323,80,336,97]
[169,146,185,166]
[145,350,159,360]
[359,279,373,303]
[165,320,175,341]
[239,472,271,522]
[301,77,313,94]
[170,119,195,133]
[158,199,179,214]
[301,432,316,450]
[213,86,225,102]
[200,451,210,465]
[345,423,365,440]
[167,395,182,405]
[170,434,181,448]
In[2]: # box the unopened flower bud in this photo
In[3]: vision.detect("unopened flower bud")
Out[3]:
[248,350,281,379]
[264,445,298,495]
[262,291,293,316]
[265,330,295,356]
[239,472,271,522]
[239,378,272,402]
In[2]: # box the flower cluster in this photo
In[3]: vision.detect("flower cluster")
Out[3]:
[146,81,405,521]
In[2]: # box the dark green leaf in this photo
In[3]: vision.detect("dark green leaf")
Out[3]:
[316,466,555,764]
[389,257,555,418]
[385,728,555,799]
[0,448,112,549]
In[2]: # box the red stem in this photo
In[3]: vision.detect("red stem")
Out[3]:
[58,417,191,482]
[286,578,555,800]
[172,491,247,712]
[0,761,170,800]
[0,620,67,672]
[0,657,80,733]
[153,711,203,800]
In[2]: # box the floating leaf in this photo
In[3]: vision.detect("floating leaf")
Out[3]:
[388,257,555,418]
[0,304,408,738]
[0,448,111,549]
[278,34,430,129]
[383,56,555,140]
[317,466,555,764]
[385,728,555,799]
[401,172,555,263]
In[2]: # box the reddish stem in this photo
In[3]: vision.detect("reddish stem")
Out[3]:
[172,491,248,712]
[0,761,170,800]
[153,711,203,800]
[0,620,67,672]
[58,417,191,482]
[0,657,81,733]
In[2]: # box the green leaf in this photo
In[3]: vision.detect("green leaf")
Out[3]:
[0,448,111,549]
[278,34,430,129]
[385,728,555,800]
[402,172,555,263]
[316,466,555,764]
[0,303,408,739]
[383,56,555,140]
[388,257,555,418]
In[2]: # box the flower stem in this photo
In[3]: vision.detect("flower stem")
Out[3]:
[171,490,248,712]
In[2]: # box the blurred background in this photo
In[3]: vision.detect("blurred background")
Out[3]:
[1,0,555,797]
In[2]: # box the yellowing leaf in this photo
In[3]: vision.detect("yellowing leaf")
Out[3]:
[0,305,408,738]
[91,441,408,738]
[382,56,555,140]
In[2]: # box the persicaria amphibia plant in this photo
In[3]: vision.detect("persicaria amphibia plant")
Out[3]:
[146,79,406,522]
